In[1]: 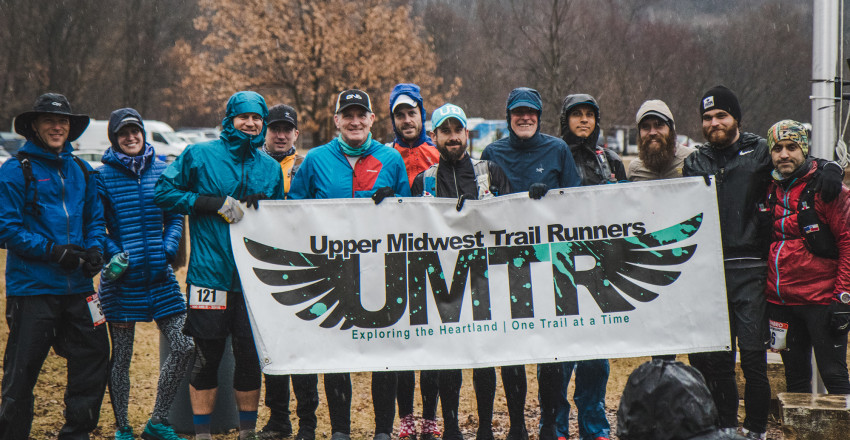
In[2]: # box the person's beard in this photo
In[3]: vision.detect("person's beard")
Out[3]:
[703,121,739,148]
[638,130,677,174]
[437,141,467,163]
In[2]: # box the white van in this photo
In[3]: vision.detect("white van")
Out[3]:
[73,119,185,162]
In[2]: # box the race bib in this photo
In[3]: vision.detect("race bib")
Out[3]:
[188,285,227,310]
[87,293,105,327]
[769,319,789,351]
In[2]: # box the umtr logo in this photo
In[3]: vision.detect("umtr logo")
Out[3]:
[244,214,702,331]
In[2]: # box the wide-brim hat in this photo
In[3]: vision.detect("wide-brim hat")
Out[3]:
[14,93,90,142]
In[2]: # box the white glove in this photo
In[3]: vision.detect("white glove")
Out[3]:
[217,196,245,224]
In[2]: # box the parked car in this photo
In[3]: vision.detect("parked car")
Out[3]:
[0,131,25,156]
[677,135,700,149]
[0,146,11,165]
[177,128,219,143]
[72,148,107,168]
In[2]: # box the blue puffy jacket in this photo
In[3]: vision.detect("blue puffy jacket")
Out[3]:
[96,108,185,322]
[288,137,410,199]
[481,87,582,192]
[154,91,285,292]
[0,141,105,296]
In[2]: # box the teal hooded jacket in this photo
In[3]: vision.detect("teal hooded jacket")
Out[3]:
[154,91,285,291]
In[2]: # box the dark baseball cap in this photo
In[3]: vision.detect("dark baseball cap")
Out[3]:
[268,104,298,129]
[335,89,372,113]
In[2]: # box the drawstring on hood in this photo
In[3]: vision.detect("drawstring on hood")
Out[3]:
[505,87,544,150]
[390,83,433,148]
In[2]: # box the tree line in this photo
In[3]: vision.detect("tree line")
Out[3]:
[0,0,828,146]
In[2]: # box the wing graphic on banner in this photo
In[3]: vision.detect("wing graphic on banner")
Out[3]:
[552,214,702,314]
[243,238,407,330]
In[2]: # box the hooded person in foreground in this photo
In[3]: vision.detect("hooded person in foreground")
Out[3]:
[617,360,747,440]
[155,91,285,440]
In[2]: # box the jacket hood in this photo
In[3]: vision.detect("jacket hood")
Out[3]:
[617,360,724,440]
[505,87,544,148]
[560,94,601,151]
[390,83,432,148]
[220,91,269,154]
[107,107,147,149]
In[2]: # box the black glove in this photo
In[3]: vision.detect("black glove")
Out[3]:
[528,183,549,200]
[240,193,268,210]
[372,187,396,205]
[828,301,850,336]
[194,195,226,214]
[810,161,844,203]
[49,243,85,272]
[81,247,103,278]
[456,194,472,212]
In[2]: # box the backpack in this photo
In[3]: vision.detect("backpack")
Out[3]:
[422,159,495,200]
[762,180,839,259]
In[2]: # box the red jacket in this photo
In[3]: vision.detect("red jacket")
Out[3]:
[766,162,850,305]
[394,141,440,185]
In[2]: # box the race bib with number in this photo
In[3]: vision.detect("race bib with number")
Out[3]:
[188,285,227,310]
[769,319,789,351]
[87,293,105,327]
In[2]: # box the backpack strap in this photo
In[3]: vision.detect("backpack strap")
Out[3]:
[422,164,438,197]
[593,146,617,183]
[16,152,96,217]
[470,159,494,199]
[15,152,41,216]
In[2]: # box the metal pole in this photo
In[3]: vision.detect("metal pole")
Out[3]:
[810,0,840,393]
[811,0,840,160]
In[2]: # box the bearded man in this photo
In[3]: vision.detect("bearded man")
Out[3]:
[628,100,694,181]
[683,85,843,439]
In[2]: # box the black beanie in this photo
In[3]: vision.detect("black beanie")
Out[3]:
[700,85,741,123]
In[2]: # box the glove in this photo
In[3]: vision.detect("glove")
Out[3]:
[372,187,396,205]
[456,194,472,212]
[240,193,268,210]
[828,300,850,336]
[528,183,549,200]
[49,243,85,272]
[217,196,245,224]
[194,195,226,214]
[810,161,844,203]
[80,247,104,278]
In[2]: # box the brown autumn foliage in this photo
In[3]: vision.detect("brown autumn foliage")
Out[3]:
[173,0,460,146]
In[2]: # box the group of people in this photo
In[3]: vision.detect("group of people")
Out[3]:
[0,79,848,440]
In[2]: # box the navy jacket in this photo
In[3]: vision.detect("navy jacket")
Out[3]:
[481,87,581,192]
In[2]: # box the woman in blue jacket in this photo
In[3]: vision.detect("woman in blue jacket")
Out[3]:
[97,108,194,440]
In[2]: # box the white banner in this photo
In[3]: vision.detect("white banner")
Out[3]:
[231,177,730,374]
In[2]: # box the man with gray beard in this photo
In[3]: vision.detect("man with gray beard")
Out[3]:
[628,100,693,181]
